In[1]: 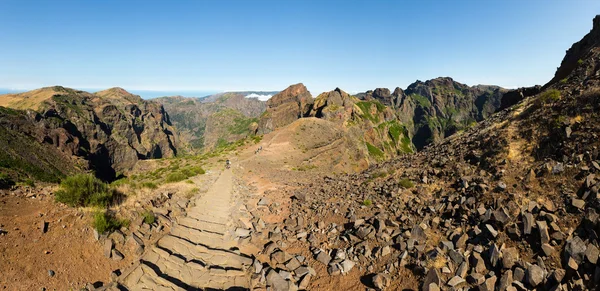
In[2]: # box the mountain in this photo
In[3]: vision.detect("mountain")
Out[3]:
[255,79,507,170]
[277,15,600,290]
[157,91,274,151]
[0,86,179,182]
[361,77,508,149]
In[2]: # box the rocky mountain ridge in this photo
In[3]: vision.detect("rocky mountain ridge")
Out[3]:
[255,78,509,169]
[0,86,179,182]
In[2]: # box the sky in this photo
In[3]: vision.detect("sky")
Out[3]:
[0,0,599,97]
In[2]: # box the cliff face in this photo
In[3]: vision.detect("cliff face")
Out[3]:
[395,77,507,149]
[0,86,179,181]
[157,92,268,151]
[546,15,600,88]
[256,84,313,134]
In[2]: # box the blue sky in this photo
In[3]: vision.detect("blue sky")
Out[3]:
[0,0,599,96]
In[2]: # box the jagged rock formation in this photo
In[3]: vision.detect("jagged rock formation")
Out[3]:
[0,107,80,184]
[499,85,541,111]
[257,79,507,166]
[257,83,313,134]
[546,15,600,87]
[157,92,269,151]
[0,86,179,181]
[362,78,508,149]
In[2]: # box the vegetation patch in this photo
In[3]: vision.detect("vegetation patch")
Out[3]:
[0,172,15,189]
[355,101,384,123]
[93,211,128,234]
[141,181,158,189]
[55,174,114,207]
[165,165,205,183]
[228,116,258,135]
[399,178,415,189]
[292,164,318,171]
[539,89,561,104]
[362,199,372,206]
[141,210,156,224]
[411,94,431,107]
[366,142,385,160]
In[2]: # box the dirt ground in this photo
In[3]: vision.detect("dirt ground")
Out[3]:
[0,191,133,291]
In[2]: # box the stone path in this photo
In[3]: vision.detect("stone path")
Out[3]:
[117,170,253,290]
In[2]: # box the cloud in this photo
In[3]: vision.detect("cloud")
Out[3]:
[245,93,273,101]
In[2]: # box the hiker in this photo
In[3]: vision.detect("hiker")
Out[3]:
[225,159,231,169]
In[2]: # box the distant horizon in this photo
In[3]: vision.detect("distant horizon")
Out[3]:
[0,76,520,100]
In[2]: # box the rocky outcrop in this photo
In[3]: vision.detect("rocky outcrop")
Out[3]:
[0,86,179,181]
[546,15,600,88]
[499,85,541,110]
[257,83,313,134]
[363,78,506,149]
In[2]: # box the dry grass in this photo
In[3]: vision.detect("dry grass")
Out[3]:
[426,253,448,270]
[0,87,60,110]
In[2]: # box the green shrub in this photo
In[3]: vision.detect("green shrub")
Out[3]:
[0,172,14,189]
[539,89,561,104]
[141,182,158,189]
[366,142,384,160]
[399,178,415,189]
[362,199,372,206]
[165,172,187,183]
[92,211,125,234]
[370,171,387,179]
[23,179,35,187]
[578,59,584,65]
[55,174,113,207]
[141,210,156,224]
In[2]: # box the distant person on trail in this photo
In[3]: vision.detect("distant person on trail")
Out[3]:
[226,159,231,169]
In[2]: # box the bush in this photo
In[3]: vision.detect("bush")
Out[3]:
[93,211,126,234]
[165,166,205,183]
[55,174,113,207]
[539,89,561,104]
[0,172,14,189]
[141,182,158,189]
[165,172,187,183]
[362,199,372,206]
[399,178,415,189]
[141,210,156,224]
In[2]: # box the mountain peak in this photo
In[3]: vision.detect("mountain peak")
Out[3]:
[95,87,142,103]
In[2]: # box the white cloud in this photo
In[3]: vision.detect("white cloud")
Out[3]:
[245,93,273,101]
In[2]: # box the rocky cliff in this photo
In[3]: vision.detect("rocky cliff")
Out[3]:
[546,15,600,88]
[0,86,179,181]
[257,83,313,134]
[363,78,507,149]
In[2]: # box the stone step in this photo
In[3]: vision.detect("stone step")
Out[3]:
[177,217,226,234]
[189,207,231,215]
[170,225,236,249]
[186,212,229,225]
[139,249,250,289]
[157,235,252,269]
